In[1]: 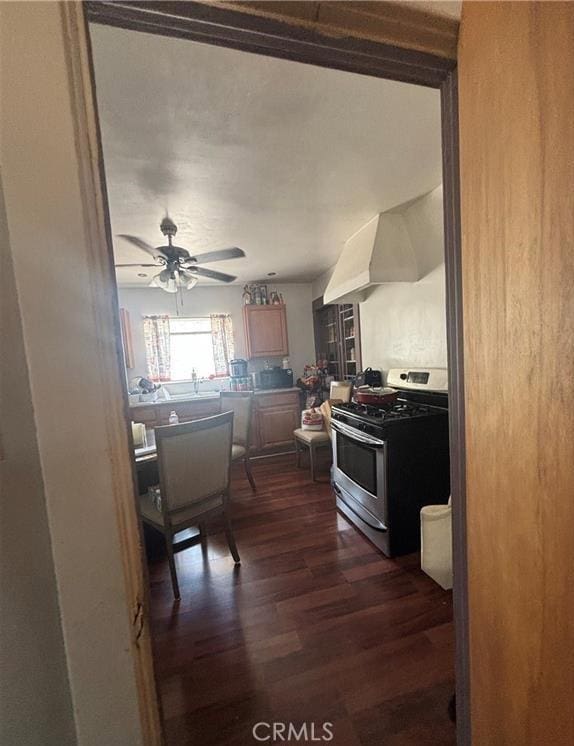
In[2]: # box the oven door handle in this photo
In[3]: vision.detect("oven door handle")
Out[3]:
[331,420,386,447]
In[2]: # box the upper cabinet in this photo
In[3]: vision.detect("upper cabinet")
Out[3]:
[243,304,289,358]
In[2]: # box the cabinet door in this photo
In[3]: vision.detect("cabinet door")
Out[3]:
[130,407,158,427]
[258,406,300,449]
[157,400,220,424]
[243,305,289,358]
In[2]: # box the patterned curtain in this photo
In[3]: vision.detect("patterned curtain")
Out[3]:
[210,314,235,376]
[143,315,171,381]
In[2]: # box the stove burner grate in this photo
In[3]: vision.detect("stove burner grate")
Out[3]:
[335,399,435,422]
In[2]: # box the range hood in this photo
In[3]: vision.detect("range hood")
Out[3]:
[324,211,418,305]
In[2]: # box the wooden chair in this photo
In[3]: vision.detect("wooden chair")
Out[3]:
[220,391,256,492]
[139,412,239,599]
[293,428,331,481]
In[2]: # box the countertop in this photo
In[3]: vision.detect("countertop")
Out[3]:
[129,387,300,409]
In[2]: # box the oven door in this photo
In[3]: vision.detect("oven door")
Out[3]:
[331,420,387,530]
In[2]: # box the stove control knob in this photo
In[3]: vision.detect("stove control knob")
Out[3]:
[400,373,407,380]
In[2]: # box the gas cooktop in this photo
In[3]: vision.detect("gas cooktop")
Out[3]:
[332,399,443,426]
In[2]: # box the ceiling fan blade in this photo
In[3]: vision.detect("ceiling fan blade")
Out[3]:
[188,266,237,283]
[114,263,158,268]
[117,234,167,260]
[186,247,245,264]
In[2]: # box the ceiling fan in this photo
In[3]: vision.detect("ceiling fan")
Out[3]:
[115,217,246,293]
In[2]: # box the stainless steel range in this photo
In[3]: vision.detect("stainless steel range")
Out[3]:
[331,368,450,557]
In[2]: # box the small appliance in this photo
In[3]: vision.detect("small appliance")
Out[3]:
[257,366,294,390]
[229,359,248,378]
[229,358,251,391]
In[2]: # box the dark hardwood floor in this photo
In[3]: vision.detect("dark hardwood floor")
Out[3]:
[148,453,456,745]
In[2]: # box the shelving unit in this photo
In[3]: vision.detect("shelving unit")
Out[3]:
[313,299,362,383]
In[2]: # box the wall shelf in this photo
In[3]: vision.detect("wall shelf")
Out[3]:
[313,299,362,382]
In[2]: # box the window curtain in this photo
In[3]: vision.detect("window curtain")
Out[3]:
[210,314,235,376]
[143,315,171,381]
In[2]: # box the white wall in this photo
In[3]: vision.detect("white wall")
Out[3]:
[1,5,145,744]
[0,169,76,745]
[360,188,446,372]
[360,264,447,371]
[312,265,335,301]
[312,188,447,374]
[118,283,316,381]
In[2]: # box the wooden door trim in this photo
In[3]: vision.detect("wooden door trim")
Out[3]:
[85,1,454,87]
[441,69,469,746]
[62,5,162,744]
[84,3,468,744]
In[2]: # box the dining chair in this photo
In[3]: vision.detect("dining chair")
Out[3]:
[139,411,239,600]
[220,391,256,492]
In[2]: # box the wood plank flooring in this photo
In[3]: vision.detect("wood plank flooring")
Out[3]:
[148,454,456,745]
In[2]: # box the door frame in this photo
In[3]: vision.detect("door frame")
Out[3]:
[84,2,469,743]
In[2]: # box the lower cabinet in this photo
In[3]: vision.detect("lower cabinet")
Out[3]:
[258,407,300,449]
[253,390,301,452]
[129,399,220,427]
[131,389,302,453]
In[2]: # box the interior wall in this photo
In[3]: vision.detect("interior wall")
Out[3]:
[118,283,316,380]
[360,265,446,372]
[312,265,335,301]
[0,170,76,745]
[0,4,146,744]
[459,3,574,743]
[313,188,446,374]
[360,187,446,372]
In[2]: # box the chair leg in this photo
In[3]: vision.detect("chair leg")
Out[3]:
[310,444,316,482]
[224,510,240,564]
[244,456,256,492]
[295,438,301,468]
[164,532,180,600]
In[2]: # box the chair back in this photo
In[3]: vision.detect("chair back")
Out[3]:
[330,380,353,402]
[219,391,253,447]
[155,412,233,516]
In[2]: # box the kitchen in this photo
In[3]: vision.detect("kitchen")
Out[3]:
[91,20,454,746]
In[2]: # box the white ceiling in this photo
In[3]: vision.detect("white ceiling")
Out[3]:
[90,25,442,287]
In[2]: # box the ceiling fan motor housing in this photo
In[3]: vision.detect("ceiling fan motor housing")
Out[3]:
[160,216,178,238]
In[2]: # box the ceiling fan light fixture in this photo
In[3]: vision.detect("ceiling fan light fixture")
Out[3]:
[182,273,198,290]
[150,267,198,293]
[150,270,177,293]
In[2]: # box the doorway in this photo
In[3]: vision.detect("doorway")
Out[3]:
[85,3,467,744]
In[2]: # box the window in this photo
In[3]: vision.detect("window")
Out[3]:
[143,314,235,381]
[169,317,215,380]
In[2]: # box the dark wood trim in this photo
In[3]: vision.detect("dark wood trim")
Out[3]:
[85,1,454,87]
[441,69,469,746]
[312,296,325,313]
[85,4,468,742]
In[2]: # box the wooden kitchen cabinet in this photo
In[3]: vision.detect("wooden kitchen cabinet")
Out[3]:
[129,398,220,428]
[258,407,300,449]
[243,304,289,358]
[253,389,301,451]
[131,389,302,454]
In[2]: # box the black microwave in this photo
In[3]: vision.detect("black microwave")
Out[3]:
[257,367,293,390]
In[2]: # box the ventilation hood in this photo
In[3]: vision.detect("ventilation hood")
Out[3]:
[324,211,418,305]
